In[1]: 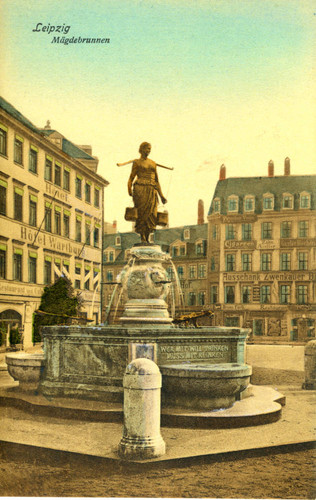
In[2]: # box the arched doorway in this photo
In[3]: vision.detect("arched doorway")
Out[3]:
[0,310,23,350]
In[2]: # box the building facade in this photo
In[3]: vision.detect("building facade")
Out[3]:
[0,97,108,348]
[208,160,316,343]
[102,223,209,323]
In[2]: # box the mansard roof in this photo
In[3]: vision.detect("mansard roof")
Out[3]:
[208,175,316,215]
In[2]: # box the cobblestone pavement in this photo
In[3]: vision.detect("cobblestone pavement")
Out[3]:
[0,445,315,498]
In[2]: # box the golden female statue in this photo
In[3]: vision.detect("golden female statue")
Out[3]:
[127,142,167,243]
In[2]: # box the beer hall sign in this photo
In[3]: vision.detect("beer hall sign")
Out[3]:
[223,271,315,282]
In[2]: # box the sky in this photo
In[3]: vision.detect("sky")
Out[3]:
[1,0,315,232]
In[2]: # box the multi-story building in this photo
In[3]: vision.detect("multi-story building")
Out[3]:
[102,222,208,323]
[0,97,108,348]
[208,160,316,343]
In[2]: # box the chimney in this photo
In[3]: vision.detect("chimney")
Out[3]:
[198,199,204,224]
[44,120,51,130]
[268,160,274,177]
[219,164,226,180]
[284,157,290,176]
[113,220,117,232]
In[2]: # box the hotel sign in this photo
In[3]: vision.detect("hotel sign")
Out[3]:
[20,227,82,256]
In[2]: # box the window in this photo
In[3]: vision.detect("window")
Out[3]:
[0,180,7,215]
[45,203,52,232]
[167,266,175,280]
[85,223,91,245]
[298,252,308,271]
[63,212,70,238]
[242,223,252,240]
[29,197,37,227]
[13,251,22,281]
[280,221,291,238]
[75,176,82,198]
[85,183,91,203]
[263,196,273,210]
[198,291,206,306]
[54,208,61,235]
[63,168,70,191]
[189,265,196,278]
[184,229,190,239]
[45,157,53,181]
[14,136,23,164]
[280,253,291,271]
[14,188,23,221]
[180,245,186,256]
[225,317,239,327]
[225,254,235,271]
[0,125,7,156]
[212,225,217,240]
[242,253,252,271]
[177,266,184,279]
[213,199,220,213]
[198,264,206,278]
[94,187,100,207]
[228,196,238,212]
[29,147,38,173]
[109,251,114,262]
[28,255,37,283]
[44,258,52,285]
[300,193,310,209]
[0,247,6,279]
[84,267,90,290]
[188,292,196,306]
[297,285,308,305]
[280,285,290,304]
[106,271,113,283]
[196,241,204,255]
[63,261,70,276]
[210,285,218,304]
[225,286,235,304]
[54,163,61,186]
[253,319,264,336]
[94,227,99,248]
[282,194,293,209]
[54,260,61,281]
[298,221,308,238]
[261,253,272,271]
[75,279,81,289]
[261,222,272,239]
[241,286,251,303]
[211,256,216,271]
[260,285,271,304]
[75,217,82,242]
[75,264,81,275]
[115,235,121,246]
[226,224,235,240]
[244,197,254,212]
[172,246,179,257]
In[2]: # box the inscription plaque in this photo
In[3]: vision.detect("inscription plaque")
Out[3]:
[159,343,230,363]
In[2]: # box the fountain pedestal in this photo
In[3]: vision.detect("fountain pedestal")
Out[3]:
[119,245,172,325]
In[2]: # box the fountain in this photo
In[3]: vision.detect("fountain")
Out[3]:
[6,143,284,423]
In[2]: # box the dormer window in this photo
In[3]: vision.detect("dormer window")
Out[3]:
[213,198,220,213]
[300,192,310,209]
[195,239,206,256]
[244,196,254,212]
[263,194,274,210]
[115,235,121,246]
[184,229,190,240]
[171,241,186,257]
[282,193,293,209]
[227,195,238,212]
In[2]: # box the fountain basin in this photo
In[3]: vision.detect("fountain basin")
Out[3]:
[160,362,252,410]
[6,353,45,391]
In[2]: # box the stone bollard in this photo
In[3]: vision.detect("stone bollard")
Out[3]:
[118,358,166,460]
[302,340,316,390]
